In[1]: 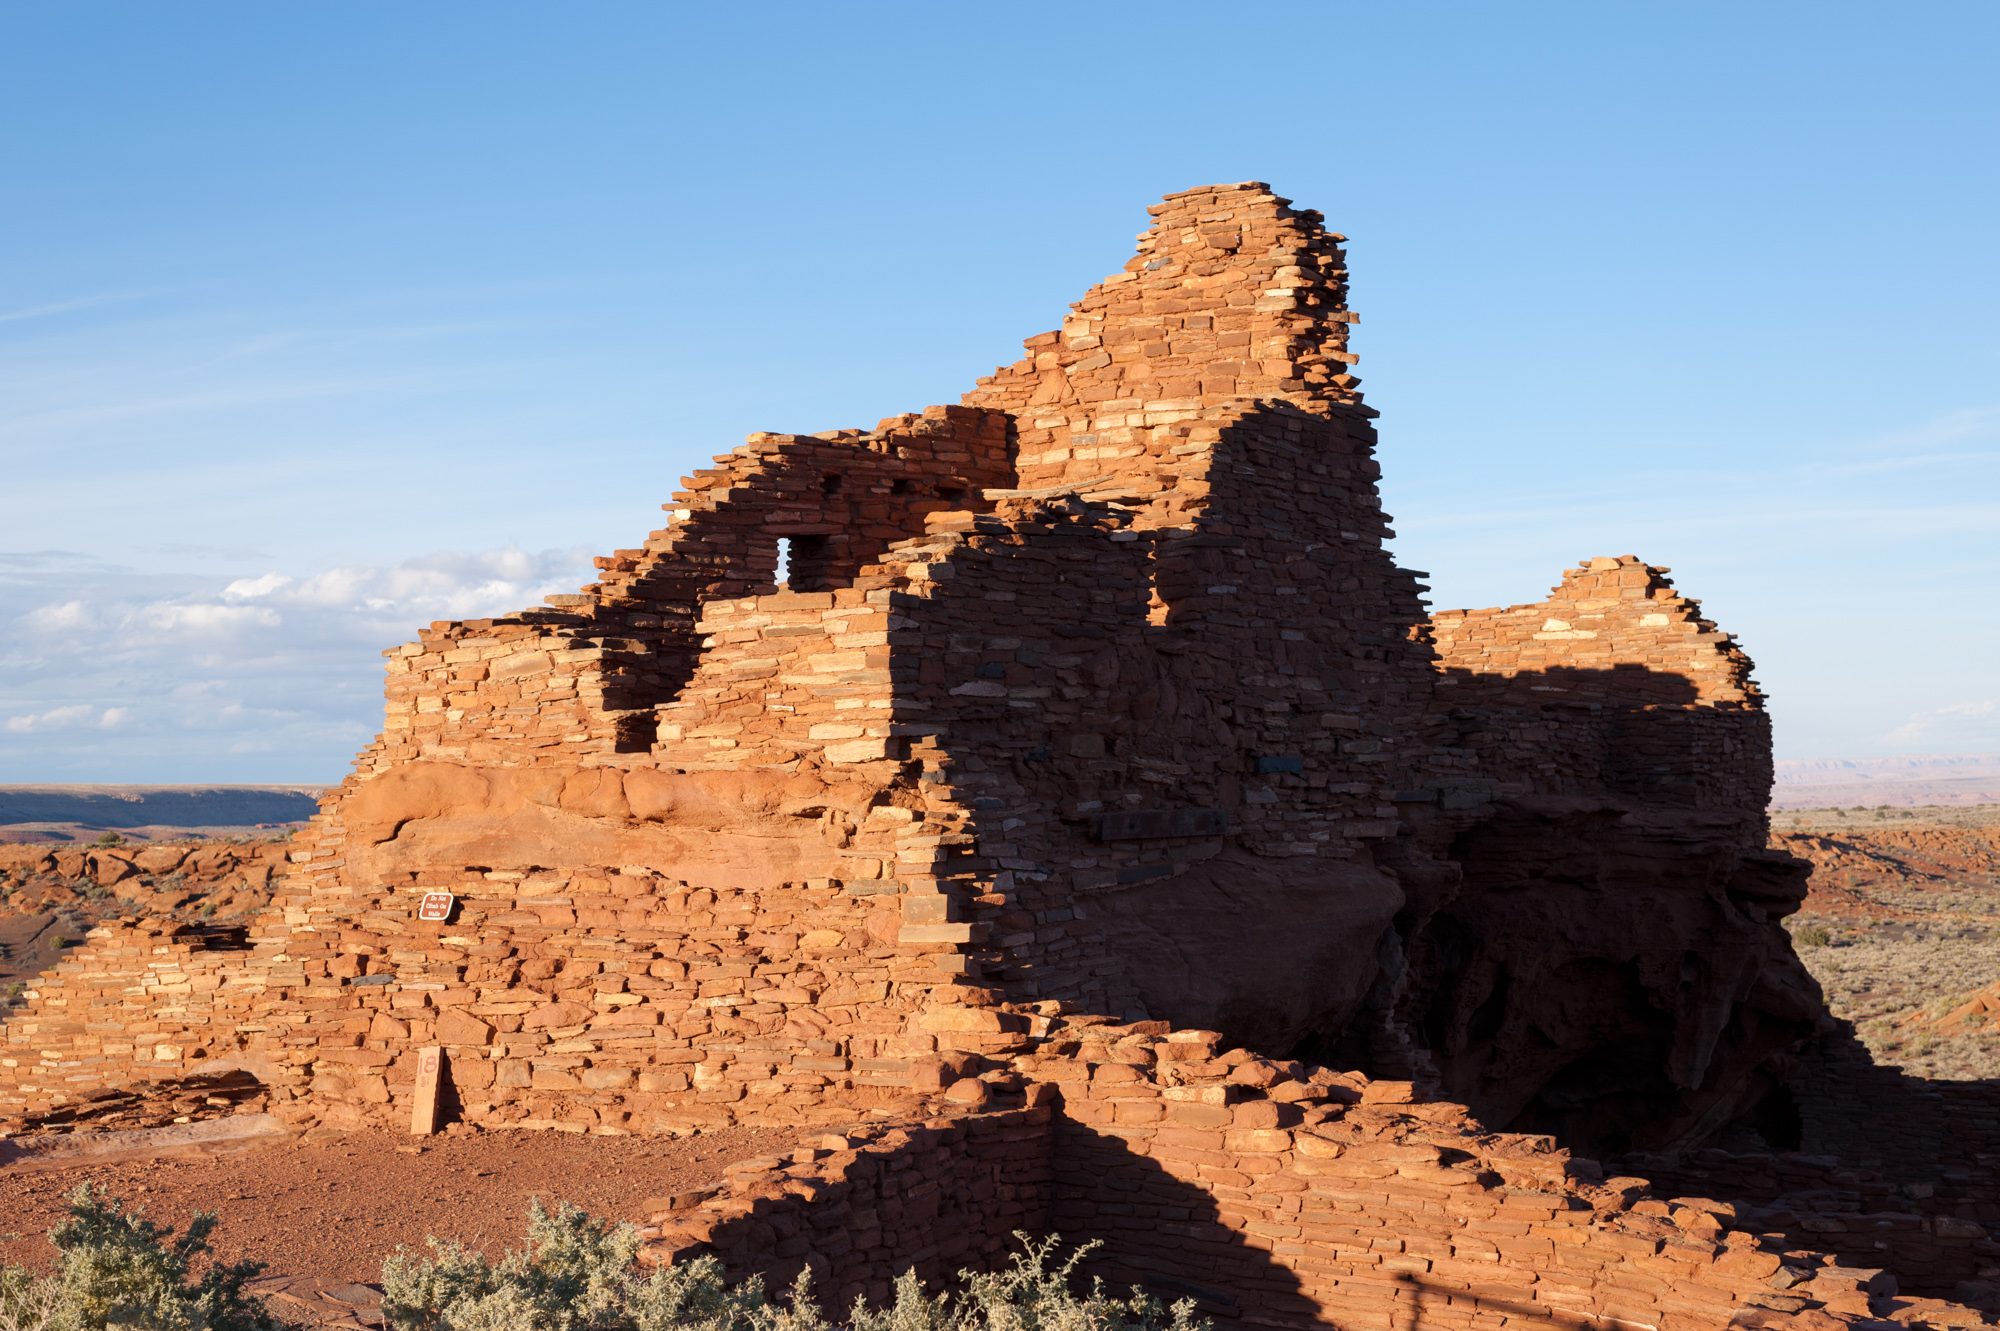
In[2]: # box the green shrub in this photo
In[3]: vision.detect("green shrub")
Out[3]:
[381,1202,1203,1331]
[1794,923,1833,948]
[91,833,124,848]
[0,1183,296,1331]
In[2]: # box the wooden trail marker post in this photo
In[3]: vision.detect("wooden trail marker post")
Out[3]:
[411,1045,444,1135]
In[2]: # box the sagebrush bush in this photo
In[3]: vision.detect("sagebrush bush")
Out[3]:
[381,1202,1204,1331]
[6,1192,1202,1331]
[0,1184,296,1331]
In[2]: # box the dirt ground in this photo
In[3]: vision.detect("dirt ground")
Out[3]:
[0,1124,798,1325]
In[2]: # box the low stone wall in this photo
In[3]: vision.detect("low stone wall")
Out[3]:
[1629,1148,2000,1300]
[633,1014,1958,1329]
[0,921,248,1111]
[1024,1018,1903,1330]
[0,846,934,1131]
[645,1102,1055,1309]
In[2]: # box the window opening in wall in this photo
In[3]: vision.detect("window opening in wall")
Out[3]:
[890,478,912,495]
[777,534,835,592]
[1147,547,1169,626]
[821,473,842,496]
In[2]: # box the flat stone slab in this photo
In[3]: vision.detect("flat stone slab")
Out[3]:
[0,1113,286,1171]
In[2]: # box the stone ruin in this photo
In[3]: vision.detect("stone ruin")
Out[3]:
[4,183,1995,1328]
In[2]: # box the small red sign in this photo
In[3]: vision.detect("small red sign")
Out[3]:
[417,891,455,923]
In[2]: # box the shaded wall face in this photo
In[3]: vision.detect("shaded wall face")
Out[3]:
[651,1108,1057,1309]
[1403,805,1821,1155]
[891,405,1440,1053]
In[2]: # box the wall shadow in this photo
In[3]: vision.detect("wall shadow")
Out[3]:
[1432,662,1773,810]
[1387,1273,1618,1330]
[1050,1116,1330,1330]
[1626,1024,2000,1300]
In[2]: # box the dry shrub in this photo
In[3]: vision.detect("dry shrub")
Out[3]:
[380,1203,1204,1331]
[0,1184,295,1331]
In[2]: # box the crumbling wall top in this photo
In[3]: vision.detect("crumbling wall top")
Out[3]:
[964,182,1367,500]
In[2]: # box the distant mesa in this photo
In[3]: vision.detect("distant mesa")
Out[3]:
[1773,753,2000,809]
[0,785,324,841]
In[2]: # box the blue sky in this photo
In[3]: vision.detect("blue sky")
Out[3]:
[2,2,1995,781]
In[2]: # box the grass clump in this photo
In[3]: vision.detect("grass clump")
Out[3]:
[381,1202,1203,1331]
[0,1184,296,1331]
[1793,923,1833,948]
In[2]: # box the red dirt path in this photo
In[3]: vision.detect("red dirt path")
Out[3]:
[0,1124,797,1294]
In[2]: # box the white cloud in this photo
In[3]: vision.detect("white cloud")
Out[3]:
[222,572,292,600]
[204,547,585,622]
[6,703,105,733]
[0,543,595,780]
[138,602,283,633]
[21,599,94,630]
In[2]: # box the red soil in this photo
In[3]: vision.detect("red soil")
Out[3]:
[0,1124,798,1320]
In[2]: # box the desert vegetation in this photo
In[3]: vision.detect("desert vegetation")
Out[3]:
[0,1185,293,1331]
[1,1191,1202,1331]
[1777,804,2000,1080]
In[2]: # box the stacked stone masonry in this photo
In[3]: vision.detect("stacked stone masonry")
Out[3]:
[3,184,1989,1327]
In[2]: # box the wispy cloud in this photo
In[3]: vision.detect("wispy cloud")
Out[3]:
[0,376,442,433]
[1889,699,1999,745]
[4,703,128,734]
[1867,404,2000,452]
[0,290,158,326]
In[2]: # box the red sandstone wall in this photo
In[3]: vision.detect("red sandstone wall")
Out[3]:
[0,859,920,1130]
[1425,555,1773,813]
[871,402,1437,1054]
[646,1105,1055,1308]
[356,406,1013,775]
[655,587,898,770]
[966,182,1364,498]
[644,1017,1920,1329]
[375,623,645,768]
[0,921,245,1109]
